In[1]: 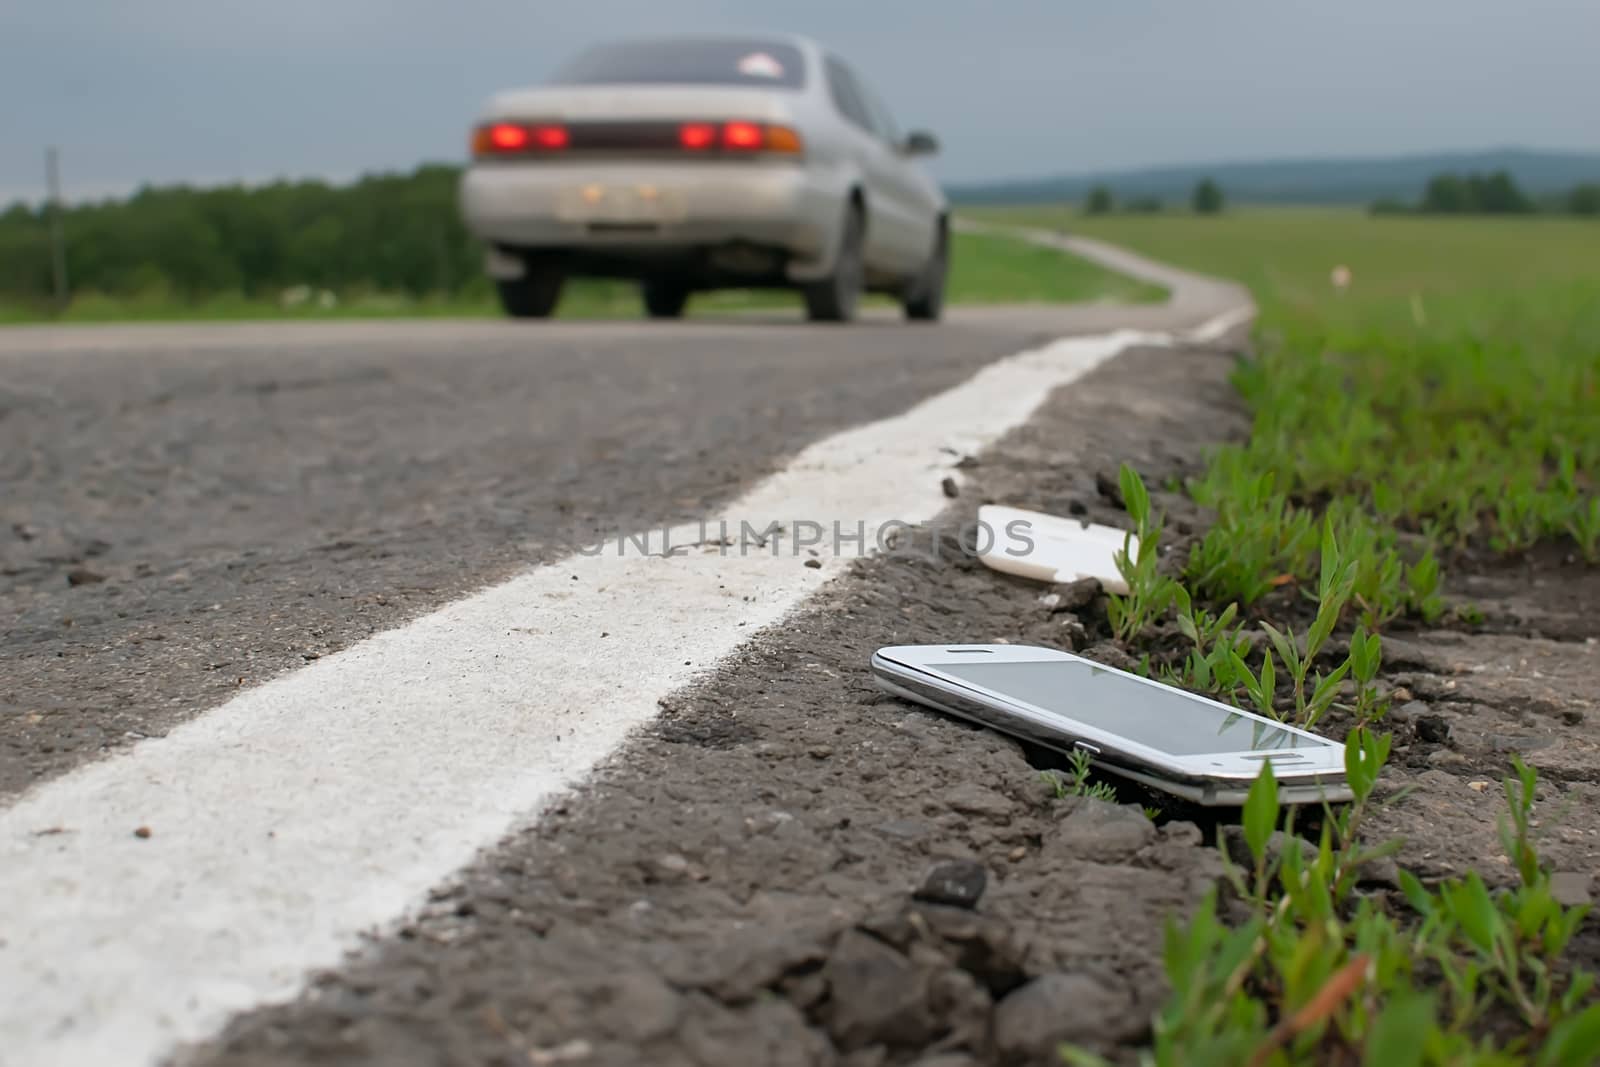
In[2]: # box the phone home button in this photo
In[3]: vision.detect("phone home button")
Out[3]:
[1073,740,1101,757]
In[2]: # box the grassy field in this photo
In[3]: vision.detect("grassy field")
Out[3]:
[972,205,1600,340]
[975,206,1600,582]
[971,207,1600,1064]
[0,230,1162,325]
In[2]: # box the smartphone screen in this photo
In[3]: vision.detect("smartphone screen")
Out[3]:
[925,657,1329,756]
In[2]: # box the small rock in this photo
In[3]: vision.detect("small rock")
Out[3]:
[1066,500,1088,517]
[1415,715,1451,744]
[945,783,1013,820]
[905,903,1028,995]
[993,973,1137,1062]
[1389,700,1428,724]
[601,972,683,1043]
[133,826,152,839]
[940,476,960,499]
[1391,686,1414,703]
[1161,821,1203,846]
[809,744,833,759]
[1356,855,1402,889]
[1221,826,1315,869]
[1561,708,1585,725]
[823,930,936,1050]
[649,853,691,882]
[1551,871,1592,907]
[1093,470,1124,508]
[804,558,822,569]
[778,967,830,1011]
[1082,641,1138,673]
[66,567,106,587]
[1467,780,1491,792]
[923,967,991,1056]
[914,860,988,909]
[1051,577,1102,612]
[1047,800,1155,863]
[1007,845,1027,862]
[1056,615,1088,651]
[1037,592,1062,610]
[745,810,796,835]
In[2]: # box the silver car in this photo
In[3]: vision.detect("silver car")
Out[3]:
[459,34,948,323]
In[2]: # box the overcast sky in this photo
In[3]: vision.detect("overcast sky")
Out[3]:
[2,0,1597,203]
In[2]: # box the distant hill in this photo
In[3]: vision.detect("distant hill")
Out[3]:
[948,148,1600,205]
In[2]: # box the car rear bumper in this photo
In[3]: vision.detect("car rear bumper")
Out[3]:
[460,161,843,281]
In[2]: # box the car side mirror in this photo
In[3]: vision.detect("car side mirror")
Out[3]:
[901,130,939,157]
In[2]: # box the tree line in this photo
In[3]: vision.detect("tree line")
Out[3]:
[1082,178,1225,216]
[0,165,481,308]
[1372,171,1600,216]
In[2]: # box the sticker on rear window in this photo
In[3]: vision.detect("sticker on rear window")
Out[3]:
[737,52,785,78]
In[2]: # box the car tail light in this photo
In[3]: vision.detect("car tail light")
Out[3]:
[679,123,717,150]
[721,121,764,150]
[472,122,568,157]
[762,125,803,154]
[487,124,529,151]
[714,122,803,154]
[530,124,569,149]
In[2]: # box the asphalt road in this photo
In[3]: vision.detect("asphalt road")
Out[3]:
[0,297,1230,800]
[1,235,1249,1067]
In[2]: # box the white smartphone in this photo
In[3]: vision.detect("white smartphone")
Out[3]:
[871,644,1352,806]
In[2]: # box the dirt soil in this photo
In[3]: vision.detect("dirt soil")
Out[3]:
[185,337,1600,1067]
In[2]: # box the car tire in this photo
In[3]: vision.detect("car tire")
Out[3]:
[641,279,691,319]
[496,265,563,319]
[803,203,864,323]
[903,226,948,322]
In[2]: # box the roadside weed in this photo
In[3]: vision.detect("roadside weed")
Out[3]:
[1109,465,1181,642]
[1405,548,1446,624]
[1569,498,1600,564]
[1161,585,1251,697]
[1062,742,1600,1067]
[1044,749,1119,804]
[1165,522,1388,729]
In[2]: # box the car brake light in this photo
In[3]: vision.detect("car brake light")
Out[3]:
[679,123,717,150]
[488,123,529,151]
[472,122,568,157]
[721,121,764,150]
[531,124,569,149]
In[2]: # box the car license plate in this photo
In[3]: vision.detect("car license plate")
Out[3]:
[557,184,685,223]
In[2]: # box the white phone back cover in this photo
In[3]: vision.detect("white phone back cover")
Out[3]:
[977,504,1136,595]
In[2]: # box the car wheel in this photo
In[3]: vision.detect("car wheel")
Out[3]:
[903,227,948,322]
[803,203,864,323]
[496,265,563,319]
[641,279,691,319]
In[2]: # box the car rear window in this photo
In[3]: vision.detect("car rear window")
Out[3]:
[550,38,807,90]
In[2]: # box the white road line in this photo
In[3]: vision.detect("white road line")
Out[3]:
[0,312,1248,1067]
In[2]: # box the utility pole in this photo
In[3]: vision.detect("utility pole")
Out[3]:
[46,147,68,310]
